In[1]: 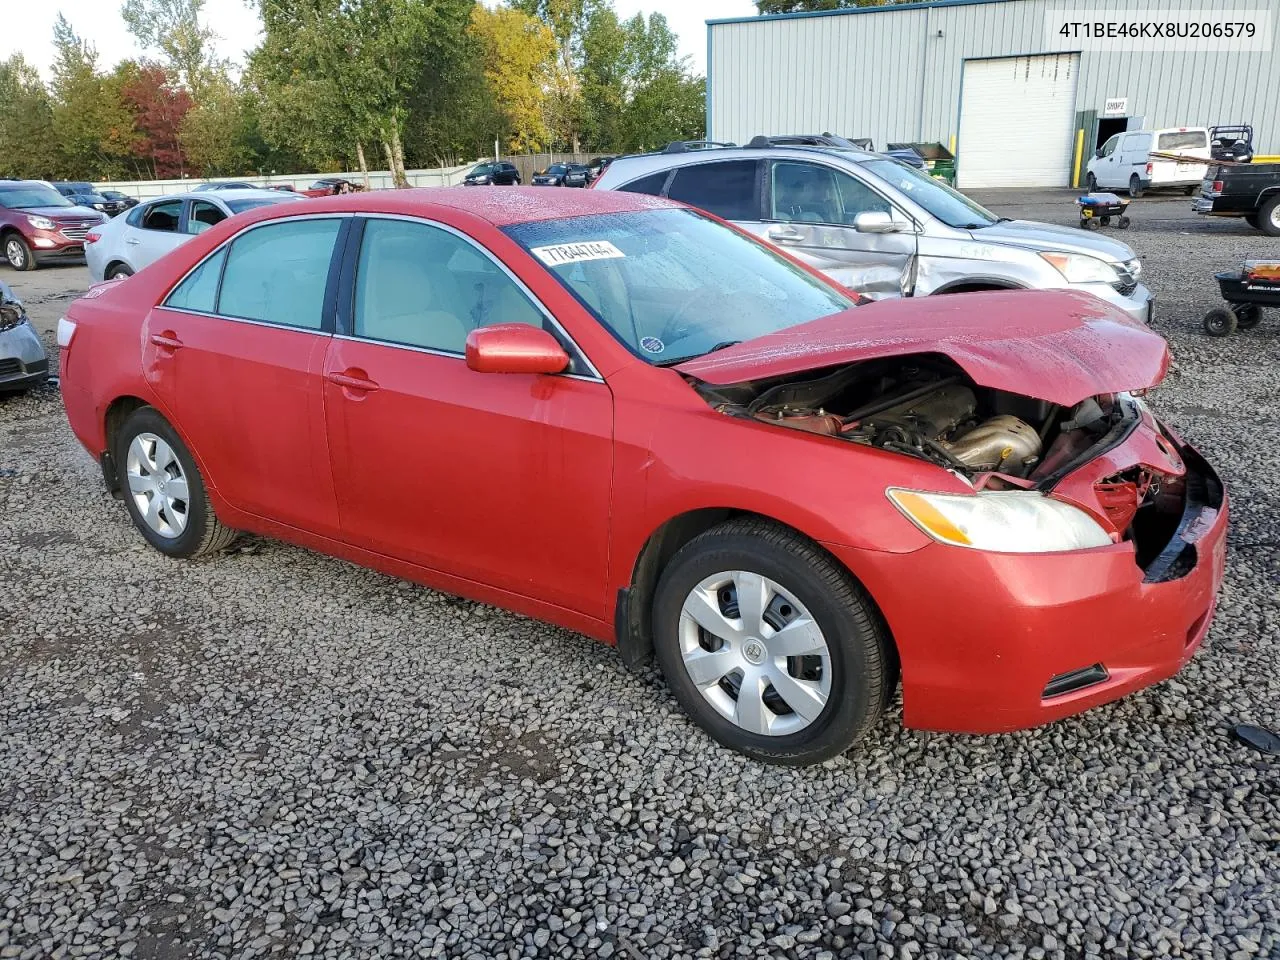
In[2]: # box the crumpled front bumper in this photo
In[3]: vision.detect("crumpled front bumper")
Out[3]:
[825,432,1228,734]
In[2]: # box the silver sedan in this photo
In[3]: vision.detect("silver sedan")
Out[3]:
[85,189,303,283]
[0,281,48,394]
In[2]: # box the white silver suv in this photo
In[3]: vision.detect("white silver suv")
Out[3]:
[592,143,1153,324]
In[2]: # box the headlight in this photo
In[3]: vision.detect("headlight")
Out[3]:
[1040,251,1120,285]
[26,215,56,230]
[887,488,1113,553]
[94,202,107,210]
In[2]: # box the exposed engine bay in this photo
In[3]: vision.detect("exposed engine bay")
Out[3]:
[693,354,1137,483]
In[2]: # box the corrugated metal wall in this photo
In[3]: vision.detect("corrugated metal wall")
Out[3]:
[709,0,1280,159]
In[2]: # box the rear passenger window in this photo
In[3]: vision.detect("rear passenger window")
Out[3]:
[353,218,544,354]
[666,161,759,220]
[618,171,669,196]
[165,248,227,313]
[217,219,341,330]
[141,200,182,232]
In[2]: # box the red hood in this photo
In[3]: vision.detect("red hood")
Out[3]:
[676,289,1169,407]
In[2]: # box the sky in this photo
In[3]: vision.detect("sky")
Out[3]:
[0,0,756,80]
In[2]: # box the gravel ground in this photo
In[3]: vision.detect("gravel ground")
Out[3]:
[1,191,1277,960]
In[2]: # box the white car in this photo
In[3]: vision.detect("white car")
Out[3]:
[1086,127,1211,198]
[84,189,303,282]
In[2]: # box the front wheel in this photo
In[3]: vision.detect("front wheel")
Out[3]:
[652,518,894,765]
[114,407,239,558]
[1085,173,1097,192]
[3,234,34,271]
[1203,306,1237,337]
[1129,175,1145,198]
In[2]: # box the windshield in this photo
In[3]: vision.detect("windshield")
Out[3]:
[504,208,854,365]
[1158,131,1207,151]
[0,185,74,210]
[546,165,567,175]
[861,158,998,228]
[227,196,299,213]
[470,164,496,176]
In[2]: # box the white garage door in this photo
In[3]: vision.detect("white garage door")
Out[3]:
[957,54,1080,189]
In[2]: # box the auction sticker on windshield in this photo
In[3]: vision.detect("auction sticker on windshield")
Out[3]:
[531,241,625,266]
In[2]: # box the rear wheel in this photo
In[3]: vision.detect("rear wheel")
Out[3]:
[114,407,238,558]
[1129,175,1145,198]
[1234,303,1263,330]
[1259,195,1280,237]
[3,234,34,271]
[106,263,134,280]
[1085,172,1097,192]
[1185,185,1198,196]
[652,517,893,765]
[1203,306,1237,337]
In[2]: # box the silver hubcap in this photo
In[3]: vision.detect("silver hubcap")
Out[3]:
[678,571,832,737]
[1271,205,1280,229]
[5,240,23,266]
[125,432,190,538]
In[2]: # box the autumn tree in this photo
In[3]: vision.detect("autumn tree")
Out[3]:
[180,79,260,176]
[118,64,192,178]
[469,5,556,153]
[49,15,139,179]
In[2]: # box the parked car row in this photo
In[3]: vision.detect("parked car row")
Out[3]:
[52,175,1225,765]
[463,158,617,188]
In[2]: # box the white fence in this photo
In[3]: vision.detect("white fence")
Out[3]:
[93,162,480,198]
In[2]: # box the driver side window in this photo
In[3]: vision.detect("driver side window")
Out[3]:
[1100,135,1120,158]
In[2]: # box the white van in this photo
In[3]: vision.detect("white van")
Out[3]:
[1086,127,1210,197]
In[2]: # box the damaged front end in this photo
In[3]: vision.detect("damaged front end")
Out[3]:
[690,353,1222,579]
[0,281,50,391]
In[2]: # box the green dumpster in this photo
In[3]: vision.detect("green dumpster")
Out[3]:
[887,142,956,186]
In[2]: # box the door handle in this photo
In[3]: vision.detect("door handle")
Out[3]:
[125,237,140,245]
[149,332,183,350]
[326,370,380,393]
[767,225,804,243]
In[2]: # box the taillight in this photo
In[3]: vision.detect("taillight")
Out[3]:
[85,232,101,244]
[1145,162,1153,176]
[1212,180,1224,193]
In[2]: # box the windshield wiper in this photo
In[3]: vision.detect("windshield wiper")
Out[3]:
[652,340,742,368]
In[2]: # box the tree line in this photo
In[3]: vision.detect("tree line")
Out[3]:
[0,0,705,185]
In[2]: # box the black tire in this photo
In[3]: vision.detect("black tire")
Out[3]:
[1117,216,1131,229]
[1083,218,1100,231]
[1100,216,1111,227]
[1128,175,1145,199]
[1258,195,1280,237]
[113,406,238,558]
[1185,185,1198,196]
[3,233,35,272]
[106,263,134,280]
[1246,213,1261,230]
[1234,303,1263,330]
[1203,306,1237,337]
[651,517,894,765]
[1085,173,1097,192]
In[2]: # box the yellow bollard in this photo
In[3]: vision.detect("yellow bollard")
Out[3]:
[1072,129,1084,189]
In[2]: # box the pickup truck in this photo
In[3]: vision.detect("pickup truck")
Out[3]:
[1194,162,1280,236]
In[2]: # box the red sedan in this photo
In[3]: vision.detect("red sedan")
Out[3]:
[58,188,1227,765]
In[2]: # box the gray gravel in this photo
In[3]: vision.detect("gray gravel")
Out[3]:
[1,191,1278,959]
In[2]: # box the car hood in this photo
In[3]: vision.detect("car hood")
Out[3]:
[972,218,1136,263]
[675,289,1169,407]
[22,205,101,219]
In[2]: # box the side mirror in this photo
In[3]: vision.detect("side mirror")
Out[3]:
[854,211,904,234]
[465,324,570,375]
[1095,148,1104,158]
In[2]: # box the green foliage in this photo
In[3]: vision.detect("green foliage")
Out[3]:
[0,0,707,182]
[0,56,58,179]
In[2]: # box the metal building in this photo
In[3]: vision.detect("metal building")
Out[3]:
[706,0,1280,188]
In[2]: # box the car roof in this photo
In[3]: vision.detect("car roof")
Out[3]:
[144,189,295,204]
[600,143,880,183]
[255,186,679,227]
